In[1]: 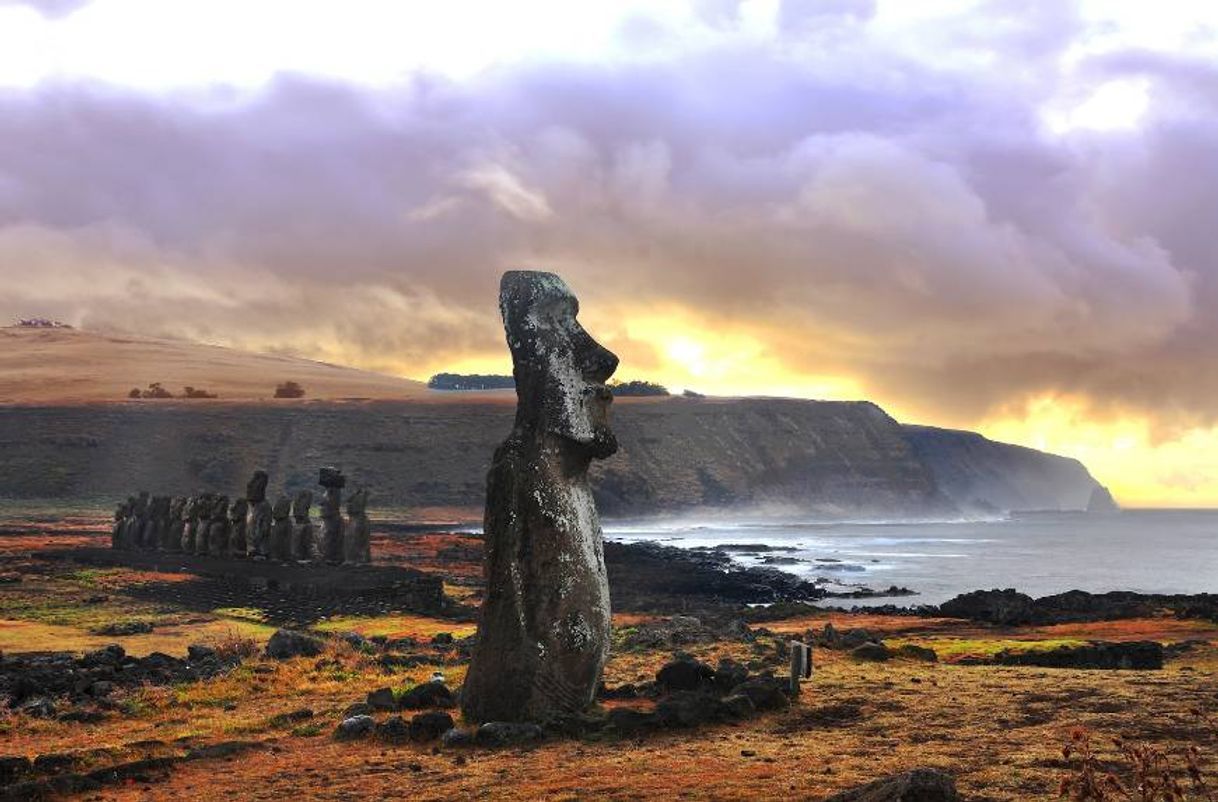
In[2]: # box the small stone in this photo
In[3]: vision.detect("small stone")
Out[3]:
[850,642,891,662]
[440,728,475,748]
[265,629,325,659]
[410,711,455,742]
[375,715,410,742]
[397,682,454,710]
[366,687,397,711]
[474,721,545,747]
[334,715,376,741]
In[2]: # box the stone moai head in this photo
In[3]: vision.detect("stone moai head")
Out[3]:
[169,497,185,521]
[229,497,249,522]
[499,270,619,459]
[134,491,150,516]
[212,495,229,521]
[246,470,269,504]
[318,466,345,490]
[272,495,291,520]
[114,502,126,521]
[291,490,313,522]
[346,488,368,516]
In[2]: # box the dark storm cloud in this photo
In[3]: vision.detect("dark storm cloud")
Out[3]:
[0,2,1213,425]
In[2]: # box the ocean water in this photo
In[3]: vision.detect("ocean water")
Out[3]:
[602,510,1218,607]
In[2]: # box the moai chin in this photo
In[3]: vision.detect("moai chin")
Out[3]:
[228,498,249,556]
[245,470,273,559]
[318,467,345,565]
[461,271,619,723]
[290,490,314,562]
[269,495,293,561]
[344,488,371,565]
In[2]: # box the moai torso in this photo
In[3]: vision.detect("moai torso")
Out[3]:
[166,497,186,552]
[180,496,201,553]
[228,498,249,556]
[318,467,346,564]
[344,488,371,565]
[461,271,619,724]
[111,501,128,549]
[290,491,314,562]
[269,496,293,561]
[207,496,230,556]
[129,492,150,549]
[245,471,272,559]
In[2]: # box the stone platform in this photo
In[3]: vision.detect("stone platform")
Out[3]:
[39,548,446,614]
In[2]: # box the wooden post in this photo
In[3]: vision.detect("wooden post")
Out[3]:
[788,640,812,696]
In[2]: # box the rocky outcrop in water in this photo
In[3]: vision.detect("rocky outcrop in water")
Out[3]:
[462,271,619,724]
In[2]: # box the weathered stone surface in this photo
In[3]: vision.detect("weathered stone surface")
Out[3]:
[409,711,455,741]
[180,495,201,553]
[462,271,619,724]
[264,629,325,659]
[474,721,546,747]
[895,644,938,662]
[344,488,371,565]
[366,687,396,711]
[938,588,1035,626]
[850,642,892,662]
[656,656,715,692]
[290,490,314,561]
[821,767,960,801]
[205,495,230,556]
[227,497,248,556]
[245,471,272,558]
[334,715,375,740]
[318,467,345,564]
[164,497,185,552]
[269,495,292,561]
[398,681,454,710]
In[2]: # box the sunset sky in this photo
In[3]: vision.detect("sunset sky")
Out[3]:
[1,0,1217,506]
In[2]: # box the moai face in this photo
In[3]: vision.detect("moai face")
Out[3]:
[229,497,249,522]
[182,497,197,520]
[169,497,185,521]
[246,470,269,503]
[499,271,619,459]
[291,490,312,522]
[213,495,230,521]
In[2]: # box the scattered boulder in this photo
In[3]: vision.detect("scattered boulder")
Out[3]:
[656,691,729,728]
[410,711,455,742]
[375,715,410,742]
[343,703,373,718]
[441,728,476,748]
[850,642,891,662]
[938,588,1035,626]
[0,756,31,784]
[334,715,376,740]
[731,677,789,711]
[186,644,217,662]
[474,721,546,747]
[722,693,757,719]
[656,656,715,692]
[994,641,1164,670]
[20,698,56,718]
[265,629,325,659]
[366,687,397,711]
[606,707,659,736]
[895,644,938,662]
[821,767,960,801]
[398,681,455,710]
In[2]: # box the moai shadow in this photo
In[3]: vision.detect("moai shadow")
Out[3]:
[461,271,619,723]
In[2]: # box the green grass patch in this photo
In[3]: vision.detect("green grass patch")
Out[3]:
[887,637,1090,661]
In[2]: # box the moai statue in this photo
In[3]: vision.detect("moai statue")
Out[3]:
[318,467,345,565]
[141,496,164,551]
[129,492,150,549]
[111,500,128,549]
[165,497,186,552]
[228,498,249,556]
[206,495,230,556]
[343,488,371,565]
[290,490,314,562]
[269,496,293,561]
[180,496,200,553]
[461,271,619,724]
[244,470,272,559]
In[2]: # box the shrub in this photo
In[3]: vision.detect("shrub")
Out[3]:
[610,379,670,397]
[128,388,142,399]
[143,382,173,399]
[428,373,515,391]
[182,386,217,399]
[274,380,306,399]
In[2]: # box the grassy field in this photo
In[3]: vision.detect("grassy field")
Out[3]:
[2,521,1217,800]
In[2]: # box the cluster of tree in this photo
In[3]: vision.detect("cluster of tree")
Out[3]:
[15,317,72,328]
[428,373,516,391]
[274,380,306,398]
[609,379,670,397]
[127,382,217,399]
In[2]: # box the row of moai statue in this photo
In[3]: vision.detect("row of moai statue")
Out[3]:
[110,467,372,565]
